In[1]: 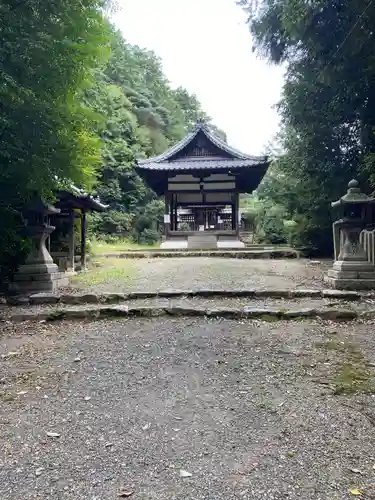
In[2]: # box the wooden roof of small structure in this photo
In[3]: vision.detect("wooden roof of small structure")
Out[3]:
[135,120,270,195]
[55,189,107,212]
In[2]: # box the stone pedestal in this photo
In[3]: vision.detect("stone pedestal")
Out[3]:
[325,224,375,290]
[10,224,61,294]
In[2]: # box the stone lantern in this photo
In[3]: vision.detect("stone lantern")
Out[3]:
[10,200,61,295]
[324,179,375,290]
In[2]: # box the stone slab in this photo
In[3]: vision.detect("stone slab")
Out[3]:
[106,250,299,259]
[254,289,290,298]
[5,288,375,306]
[29,293,60,305]
[9,280,59,294]
[324,276,375,290]
[328,269,375,280]
[7,305,363,323]
[160,240,188,250]
[322,289,361,300]
[14,263,59,276]
[217,240,245,249]
[6,296,31,306]
[327,270,359,279]
[289,289,322,298]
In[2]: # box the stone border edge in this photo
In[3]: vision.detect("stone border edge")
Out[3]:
[8,305,374,323]
[5,289,366,306]
[98,250,298,260]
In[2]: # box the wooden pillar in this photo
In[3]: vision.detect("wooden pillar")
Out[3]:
[169,194,174,231]
[67,209,75,272]
[170,193,177,232]
[232,192,239,232]
[80,209,87,270]
[235,192,240,235]
[174,198,178,231]
[231,195,236,231]
[164,193,171,236]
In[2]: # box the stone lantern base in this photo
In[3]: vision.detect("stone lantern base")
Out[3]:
[10,262,61,294]
[9,223,63,295]
[324,260,375,290]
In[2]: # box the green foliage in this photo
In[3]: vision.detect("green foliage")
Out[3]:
[0,2,222,282]
[240,193,288,244]
[85,26,218,243]
[0,0,111,202]
[138,228,160,245]
[0,6,217,280]
[240,0,375,254]
[254,199,288,245]
[88,211,134,236]
[0,209,31,290]
[0,0,111,282]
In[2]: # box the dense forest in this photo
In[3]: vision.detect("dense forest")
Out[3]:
[239,0,375,255]
[0,0,219,280]
[2,0,375,282]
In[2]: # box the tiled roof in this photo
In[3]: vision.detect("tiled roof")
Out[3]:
[137,158,266,171]
[137,121,268,166]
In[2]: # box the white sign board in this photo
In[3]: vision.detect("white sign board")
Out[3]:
[163,214,171,224]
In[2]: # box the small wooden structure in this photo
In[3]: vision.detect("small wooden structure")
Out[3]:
[50,189,107,272]
[135,120,270,249]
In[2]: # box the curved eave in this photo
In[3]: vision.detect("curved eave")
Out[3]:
[135,160,270,196]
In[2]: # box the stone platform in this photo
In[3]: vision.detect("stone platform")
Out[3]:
[160,235,245,250]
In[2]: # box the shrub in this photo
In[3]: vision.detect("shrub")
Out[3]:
[88,211,133,237]
[138,228,160,245]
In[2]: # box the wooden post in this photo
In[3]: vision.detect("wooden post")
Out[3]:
[170,194,175,231]
[235,192,240,235]
[67,209,75,272]
[80,209,87,270]
[164,193,171,236]
[231,192,239,233]
[231,197,235,231]
[174,198,178,231]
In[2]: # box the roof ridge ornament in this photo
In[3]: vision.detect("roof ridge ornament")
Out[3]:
[195,117,206,129]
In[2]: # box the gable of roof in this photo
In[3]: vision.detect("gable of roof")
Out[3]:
[138,121,266,166]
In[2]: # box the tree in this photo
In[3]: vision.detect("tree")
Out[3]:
[239,0,375,254]
[85,26,224,243]
[0,0,111,280]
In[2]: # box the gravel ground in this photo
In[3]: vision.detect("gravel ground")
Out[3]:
[1,317,375,499]
[70,258,331,294]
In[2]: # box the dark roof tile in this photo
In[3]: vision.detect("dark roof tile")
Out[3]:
[136,158,266,171]
[137,122,268,166]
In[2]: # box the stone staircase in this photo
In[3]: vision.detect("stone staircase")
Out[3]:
[187,234,217,249]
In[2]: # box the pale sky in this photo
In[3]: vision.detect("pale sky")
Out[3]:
[113,0,285,155]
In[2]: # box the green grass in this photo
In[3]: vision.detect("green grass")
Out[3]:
[90,239,158,255]
[71,258,136,288]
[333,361,375,395]
[315,338,375,395]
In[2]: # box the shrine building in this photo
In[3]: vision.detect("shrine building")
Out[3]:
[135,121,269,249]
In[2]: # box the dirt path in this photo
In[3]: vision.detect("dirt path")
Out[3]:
[1,317,375,499]
[72,258,330,294]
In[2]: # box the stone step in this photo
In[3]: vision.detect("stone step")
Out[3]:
[97,249,299,259]
[5,302,374,323]
[187,234,217,249]
[4,288,368,306]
